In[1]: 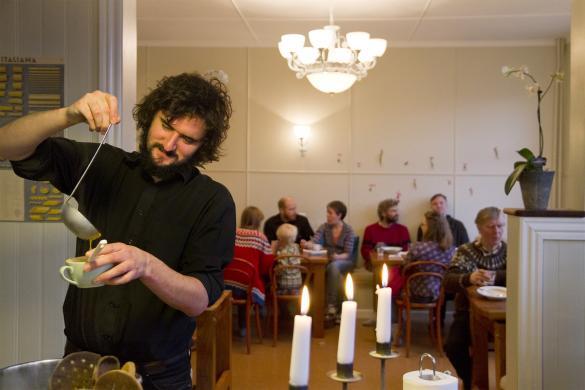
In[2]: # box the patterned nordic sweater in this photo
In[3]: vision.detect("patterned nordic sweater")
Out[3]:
[443,240,507,312]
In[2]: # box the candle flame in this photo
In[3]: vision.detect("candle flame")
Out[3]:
[345,273,354,301]
[382,263,388,287]
[300,285,310,315]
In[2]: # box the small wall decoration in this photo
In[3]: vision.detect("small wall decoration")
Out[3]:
[429,156,435,169]
[493,147,499,159]
[368,184,376,192]
[378,149,384,166]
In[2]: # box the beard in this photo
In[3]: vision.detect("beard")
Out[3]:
[140,141,196,181]
[384,215,399,224]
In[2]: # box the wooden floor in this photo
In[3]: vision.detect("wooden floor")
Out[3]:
[229,312,468,390]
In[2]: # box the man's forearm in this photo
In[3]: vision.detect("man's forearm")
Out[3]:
[0,108,72,161]
[141,256,209,317]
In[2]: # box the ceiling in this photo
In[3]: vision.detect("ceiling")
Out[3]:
[137,0,571,47]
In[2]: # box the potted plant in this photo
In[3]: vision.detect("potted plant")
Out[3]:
[502,65,563,209]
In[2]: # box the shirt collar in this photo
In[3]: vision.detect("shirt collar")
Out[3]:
[474,240,502,255]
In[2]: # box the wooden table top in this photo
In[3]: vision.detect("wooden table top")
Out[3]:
[466,286,506,321]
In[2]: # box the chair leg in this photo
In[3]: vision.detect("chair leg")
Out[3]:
[255,304,263,344]
[406,307,411,358]
[394,304,403,348]
[273,298,279,347]
[428,309,436,346]
[436,305,444,357]
[245,302,251,354]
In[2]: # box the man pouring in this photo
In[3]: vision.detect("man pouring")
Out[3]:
[0,73,235,389]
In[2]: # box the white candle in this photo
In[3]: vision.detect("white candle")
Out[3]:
[337,273,357,364]
[289,286,312,386]
[376,263,392,343]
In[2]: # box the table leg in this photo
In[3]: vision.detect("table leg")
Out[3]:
[470,307,490,390]
[311,263,325,338]
[494,321,506,390]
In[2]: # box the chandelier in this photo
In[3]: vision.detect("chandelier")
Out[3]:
[278,14,387,94]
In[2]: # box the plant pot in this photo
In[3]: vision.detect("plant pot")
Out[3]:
[518,170,555,210]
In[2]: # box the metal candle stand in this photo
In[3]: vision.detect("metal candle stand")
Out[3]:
[369,342,399,390]
[289,385,308,390]
[327,363,363,390]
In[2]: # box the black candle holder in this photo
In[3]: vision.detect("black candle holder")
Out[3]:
[289,385,308,390]
[327,363,362,390]
[369,343,399,390]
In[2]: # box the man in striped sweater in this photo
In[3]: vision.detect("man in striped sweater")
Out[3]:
[443,207,507,390]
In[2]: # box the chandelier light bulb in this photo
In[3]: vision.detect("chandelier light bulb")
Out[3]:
[281,34,305,53]
[345,31,370,50]
[298,47,320,65]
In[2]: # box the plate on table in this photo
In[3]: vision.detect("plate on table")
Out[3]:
[477,286,507,300]
[381,246,402,254]
[302,249,327,256]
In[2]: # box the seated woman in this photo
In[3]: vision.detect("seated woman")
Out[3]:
[443,207,507,390]
[306,200,356,321]
[224,206,274,307]
[403,211,455,303]
[274,223,302,295]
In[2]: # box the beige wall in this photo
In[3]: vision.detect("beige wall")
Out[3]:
[138,46,558,250]
[563,0,585,209]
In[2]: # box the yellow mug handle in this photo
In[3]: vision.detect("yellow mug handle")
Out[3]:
[59,266,78,286]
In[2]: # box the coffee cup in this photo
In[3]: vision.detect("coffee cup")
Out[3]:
[59,256,113,288]
[312,243,322,251]
[480,269,496,286]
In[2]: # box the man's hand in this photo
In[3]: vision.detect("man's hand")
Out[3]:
[84,242,152,285]
[470,270,491,286]
[66,90,121,133]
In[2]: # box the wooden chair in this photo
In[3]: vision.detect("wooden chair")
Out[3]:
[191,290,232,390]
[223,257,263,354]
[269,255,312,346]
[395,260,448,357]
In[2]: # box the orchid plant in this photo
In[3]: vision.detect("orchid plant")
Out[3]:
[502,65,564,195]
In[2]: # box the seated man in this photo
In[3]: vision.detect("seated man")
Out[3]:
[417,193,469,247]
[263,196,314,244]
[443,207,507,390]
[361,198,410,271]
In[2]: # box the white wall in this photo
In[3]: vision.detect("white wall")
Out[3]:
[138,45,557,249]
[562,0,585,209]
[0,0,99,367]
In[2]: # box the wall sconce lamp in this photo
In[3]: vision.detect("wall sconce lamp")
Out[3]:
[294,125,310,157]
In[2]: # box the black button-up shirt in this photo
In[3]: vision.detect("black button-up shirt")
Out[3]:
[11,137,235,362]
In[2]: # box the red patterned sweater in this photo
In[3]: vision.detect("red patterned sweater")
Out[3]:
[223,228,274,305]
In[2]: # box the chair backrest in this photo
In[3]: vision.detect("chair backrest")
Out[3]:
[402,260,448,305]
[223,257,256,302]
[271,255,313,292]
[193,290,232,390]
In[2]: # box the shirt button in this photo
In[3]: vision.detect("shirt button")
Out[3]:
[137,209,144,216]
[128,239,134,245]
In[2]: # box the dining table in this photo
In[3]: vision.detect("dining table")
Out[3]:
[466,285,506,390]
[302,252,328,338]
[369,250,405,308]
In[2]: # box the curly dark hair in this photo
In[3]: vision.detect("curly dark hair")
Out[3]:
[133,72,232,166]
